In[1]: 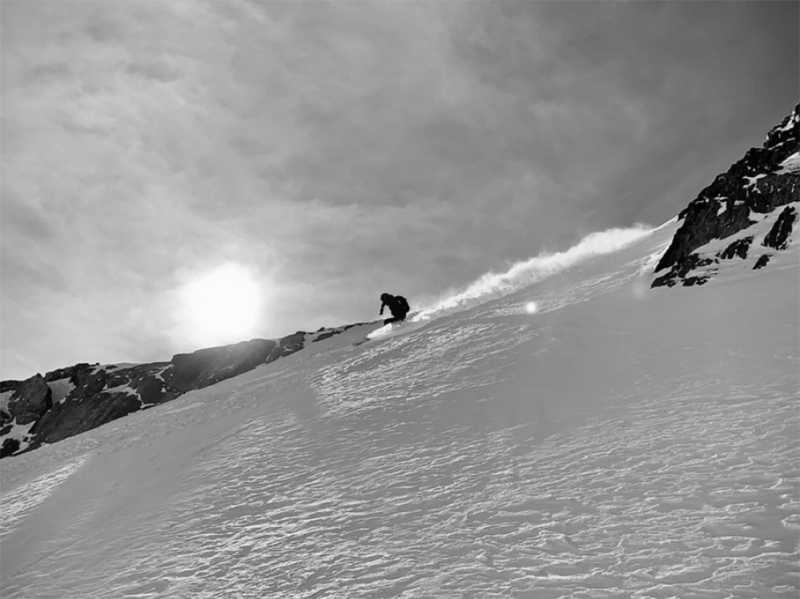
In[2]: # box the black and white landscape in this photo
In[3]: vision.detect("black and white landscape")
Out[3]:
[1,104,798,596]
[1,2,798,598]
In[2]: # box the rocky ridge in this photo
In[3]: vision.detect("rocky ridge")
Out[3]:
[0,324,368,458]
[653,104,799,287]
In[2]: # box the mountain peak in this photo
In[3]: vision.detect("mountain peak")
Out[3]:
[765,103,800,151]
[653,104,799,287]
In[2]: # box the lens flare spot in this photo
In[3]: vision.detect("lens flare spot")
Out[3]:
[525,301,538,314]
[632,278,649,299]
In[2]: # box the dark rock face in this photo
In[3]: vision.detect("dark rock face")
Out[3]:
[33,391,143,445]
[683,275,711,287]
[718,236,753,260]
[763,206,797,250]
[138,375,168,406]
[30,362,179,447]
[753,254,772,270]
[0,380,21,393]
[7,374,52,425]
[167,331,322,391]
[0,438,20,458]
[657,202,754,274]
[71,364,107,396]
[654,104,799,287]
[267,332,307,361]
[652,255,717,288]
[167,339,278,391]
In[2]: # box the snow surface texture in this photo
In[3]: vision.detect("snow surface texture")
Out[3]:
[1,222,798,598]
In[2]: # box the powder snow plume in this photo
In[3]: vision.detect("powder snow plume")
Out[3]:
[414,224,655,321]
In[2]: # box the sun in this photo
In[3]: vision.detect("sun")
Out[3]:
[179,263,262,346]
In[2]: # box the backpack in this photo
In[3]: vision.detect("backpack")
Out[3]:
[395,296,410,313]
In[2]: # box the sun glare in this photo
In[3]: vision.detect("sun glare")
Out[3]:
[179,263,262,346]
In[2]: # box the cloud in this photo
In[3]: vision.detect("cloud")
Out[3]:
[125,60,181,83]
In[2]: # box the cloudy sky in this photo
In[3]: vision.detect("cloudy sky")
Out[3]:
[1,0,797,379]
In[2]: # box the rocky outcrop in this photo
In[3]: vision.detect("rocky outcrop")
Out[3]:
[719,236,753,260]
[31,362,179,446]
[0,380,21,393]
[33,389,143,445]
[763,205,796,250]
[0,437,20,458]
[167,339,277,391]
[0,323,366,458]
[7,374,52,425]
[753,254,771,270]
[266,332,307,362]
[652,255,717,288]
[654,104,799,287]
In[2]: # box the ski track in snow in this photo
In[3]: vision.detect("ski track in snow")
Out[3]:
[1,223,798,598]
[0,455,90,542]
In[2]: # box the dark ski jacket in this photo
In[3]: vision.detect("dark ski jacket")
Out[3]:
[380,294,410,319]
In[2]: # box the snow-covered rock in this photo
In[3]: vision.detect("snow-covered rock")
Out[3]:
[0,375,52,457]
[0,328,363,458]
[653,201,799,287]
[5,375,51,426]
[654,103,799,287]
[763,205,797,250]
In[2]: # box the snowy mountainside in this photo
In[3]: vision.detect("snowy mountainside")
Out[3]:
[1,220,797,598]
[654,103,799,287]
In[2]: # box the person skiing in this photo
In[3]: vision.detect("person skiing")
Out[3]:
[379,292,410,325]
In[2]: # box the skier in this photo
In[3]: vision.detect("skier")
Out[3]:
[379,292,410,325]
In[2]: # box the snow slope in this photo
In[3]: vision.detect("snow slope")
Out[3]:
[1,221,798,598]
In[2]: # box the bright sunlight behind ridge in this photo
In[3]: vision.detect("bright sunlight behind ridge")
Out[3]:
[178,263,262,347]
